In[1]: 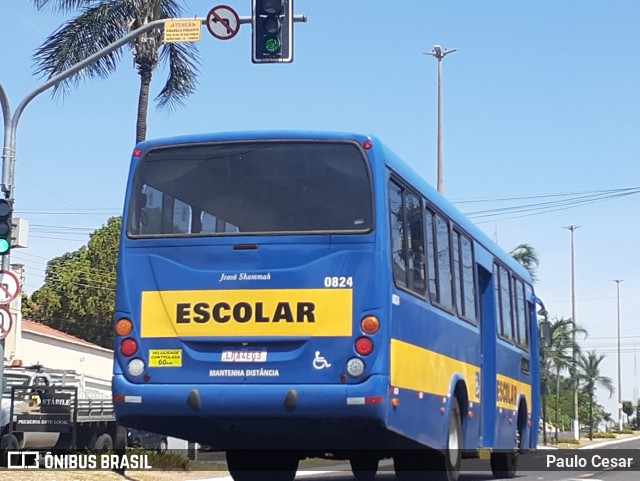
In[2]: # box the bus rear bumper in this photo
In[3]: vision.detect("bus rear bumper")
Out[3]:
[113,374,392,448]
[113,373,389,418]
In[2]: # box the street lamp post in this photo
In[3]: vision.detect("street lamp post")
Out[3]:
[424,45,457,194]
[614,279,624,431]
[564,224,581,440]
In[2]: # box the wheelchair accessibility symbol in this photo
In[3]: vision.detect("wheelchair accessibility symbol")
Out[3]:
[313,351,331,370]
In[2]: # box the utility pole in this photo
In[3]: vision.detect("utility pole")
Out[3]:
[614,279,624,431]
[564,224,581,440]
[424,45,457,194]
[0,15,196,407]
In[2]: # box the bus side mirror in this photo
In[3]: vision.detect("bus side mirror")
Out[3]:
[540,321,552,348]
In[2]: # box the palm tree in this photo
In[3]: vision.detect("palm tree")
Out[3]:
[577,351,614,440]
[510,243,539,281]
[543,318,586,442]
[31,0,200,143]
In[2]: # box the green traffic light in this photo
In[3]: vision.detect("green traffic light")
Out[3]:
[0,238,9,255]
[265,38,281,53]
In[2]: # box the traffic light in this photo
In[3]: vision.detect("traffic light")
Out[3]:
[0,199,12,255]
[252,0,293,63]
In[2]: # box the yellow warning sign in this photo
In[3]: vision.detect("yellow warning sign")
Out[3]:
[164,20,202,43]
[149,349,182,367]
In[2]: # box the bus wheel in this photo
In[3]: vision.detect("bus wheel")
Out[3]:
[226,449,299,481]
[350,453,379,481]
[490,426,520,478]
[437,398,462,481]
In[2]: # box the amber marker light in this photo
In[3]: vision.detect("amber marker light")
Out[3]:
[391,398,400,408]
[116,318,133,337]
[360,316,380,334]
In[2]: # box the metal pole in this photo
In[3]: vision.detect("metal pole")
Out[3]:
[424,45,456,194]
[614,279,624,431]
[564,224,580,440]
[0,17,193,273]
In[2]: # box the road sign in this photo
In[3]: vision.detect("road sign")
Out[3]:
[164,19,202,43]
[0,270,20,305]
[0,305,12,340]
[206,5,241,40]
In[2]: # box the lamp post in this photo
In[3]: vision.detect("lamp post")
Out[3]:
[564,224,581,439]
[424,45,457,194]
[614,279,624,431]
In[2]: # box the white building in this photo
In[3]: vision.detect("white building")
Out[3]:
[4,318,113,398]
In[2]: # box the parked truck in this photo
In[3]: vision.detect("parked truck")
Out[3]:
[1,364,125,456]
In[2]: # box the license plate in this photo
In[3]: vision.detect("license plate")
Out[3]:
[221,351,267,363]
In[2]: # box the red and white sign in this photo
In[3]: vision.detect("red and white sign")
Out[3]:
[0,305,12,339]
[206,5,241,40]
[0,270,20,305]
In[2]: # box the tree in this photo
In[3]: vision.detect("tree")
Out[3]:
[32,0,200,143]
[28,217,121,348]
[622,400,634,427]
[577,351,614,440]
[542,317,586,442]
[510,243,539,281]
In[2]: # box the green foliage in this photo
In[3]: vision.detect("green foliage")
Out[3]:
[27,217,121,348]
[31,0,201,143]
[593,432,616,439]
[129,449,189,470]
[509,243,539,281]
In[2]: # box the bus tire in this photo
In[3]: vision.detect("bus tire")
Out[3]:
[94,433,114,452]
[490,426,520,478]
[438,398,462,481]
[226,449,298,481]
[350,453,379,481]
[0,434,19,467]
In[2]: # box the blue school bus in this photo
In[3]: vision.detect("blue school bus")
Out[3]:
[112,131,546,481]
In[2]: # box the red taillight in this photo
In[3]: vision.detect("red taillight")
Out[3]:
[120,338,138,357]
[133,149,143,158]
[363,140,373,150]
[355,337,374,356]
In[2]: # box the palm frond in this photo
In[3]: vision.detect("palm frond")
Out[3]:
[33,0,100,12]
[155,41,200,110]
[32,2,134,97]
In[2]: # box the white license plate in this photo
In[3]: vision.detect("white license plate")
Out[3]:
[221,351,268,363]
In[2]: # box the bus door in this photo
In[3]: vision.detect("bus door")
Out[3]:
[477,263,497,448]
[493,264,532,449]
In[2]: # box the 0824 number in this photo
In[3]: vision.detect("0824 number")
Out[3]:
[324,276,354,288]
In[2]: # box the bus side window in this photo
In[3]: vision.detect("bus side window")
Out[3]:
[405,192,426,295]
[425,209,437,301]
[514,278,529,349]
[435,214,453,309]
[389,181,407,289]
[453,231,463,316]
[461,235,477,322]
[495,264,514,342]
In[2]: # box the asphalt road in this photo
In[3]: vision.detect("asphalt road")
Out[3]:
[190,435,640,481]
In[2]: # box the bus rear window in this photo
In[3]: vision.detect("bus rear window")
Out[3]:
[128,141,373,236]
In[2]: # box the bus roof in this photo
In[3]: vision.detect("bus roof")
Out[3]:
[133,130,532,283]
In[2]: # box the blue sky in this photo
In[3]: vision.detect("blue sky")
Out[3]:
[2,1,639,421]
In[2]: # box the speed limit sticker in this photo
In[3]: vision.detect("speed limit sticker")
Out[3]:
[149,349,182,367]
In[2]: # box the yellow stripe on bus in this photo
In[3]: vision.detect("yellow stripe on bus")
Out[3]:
[496,374,531,412]
[140,288,353,338]
[390,339,481,403]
